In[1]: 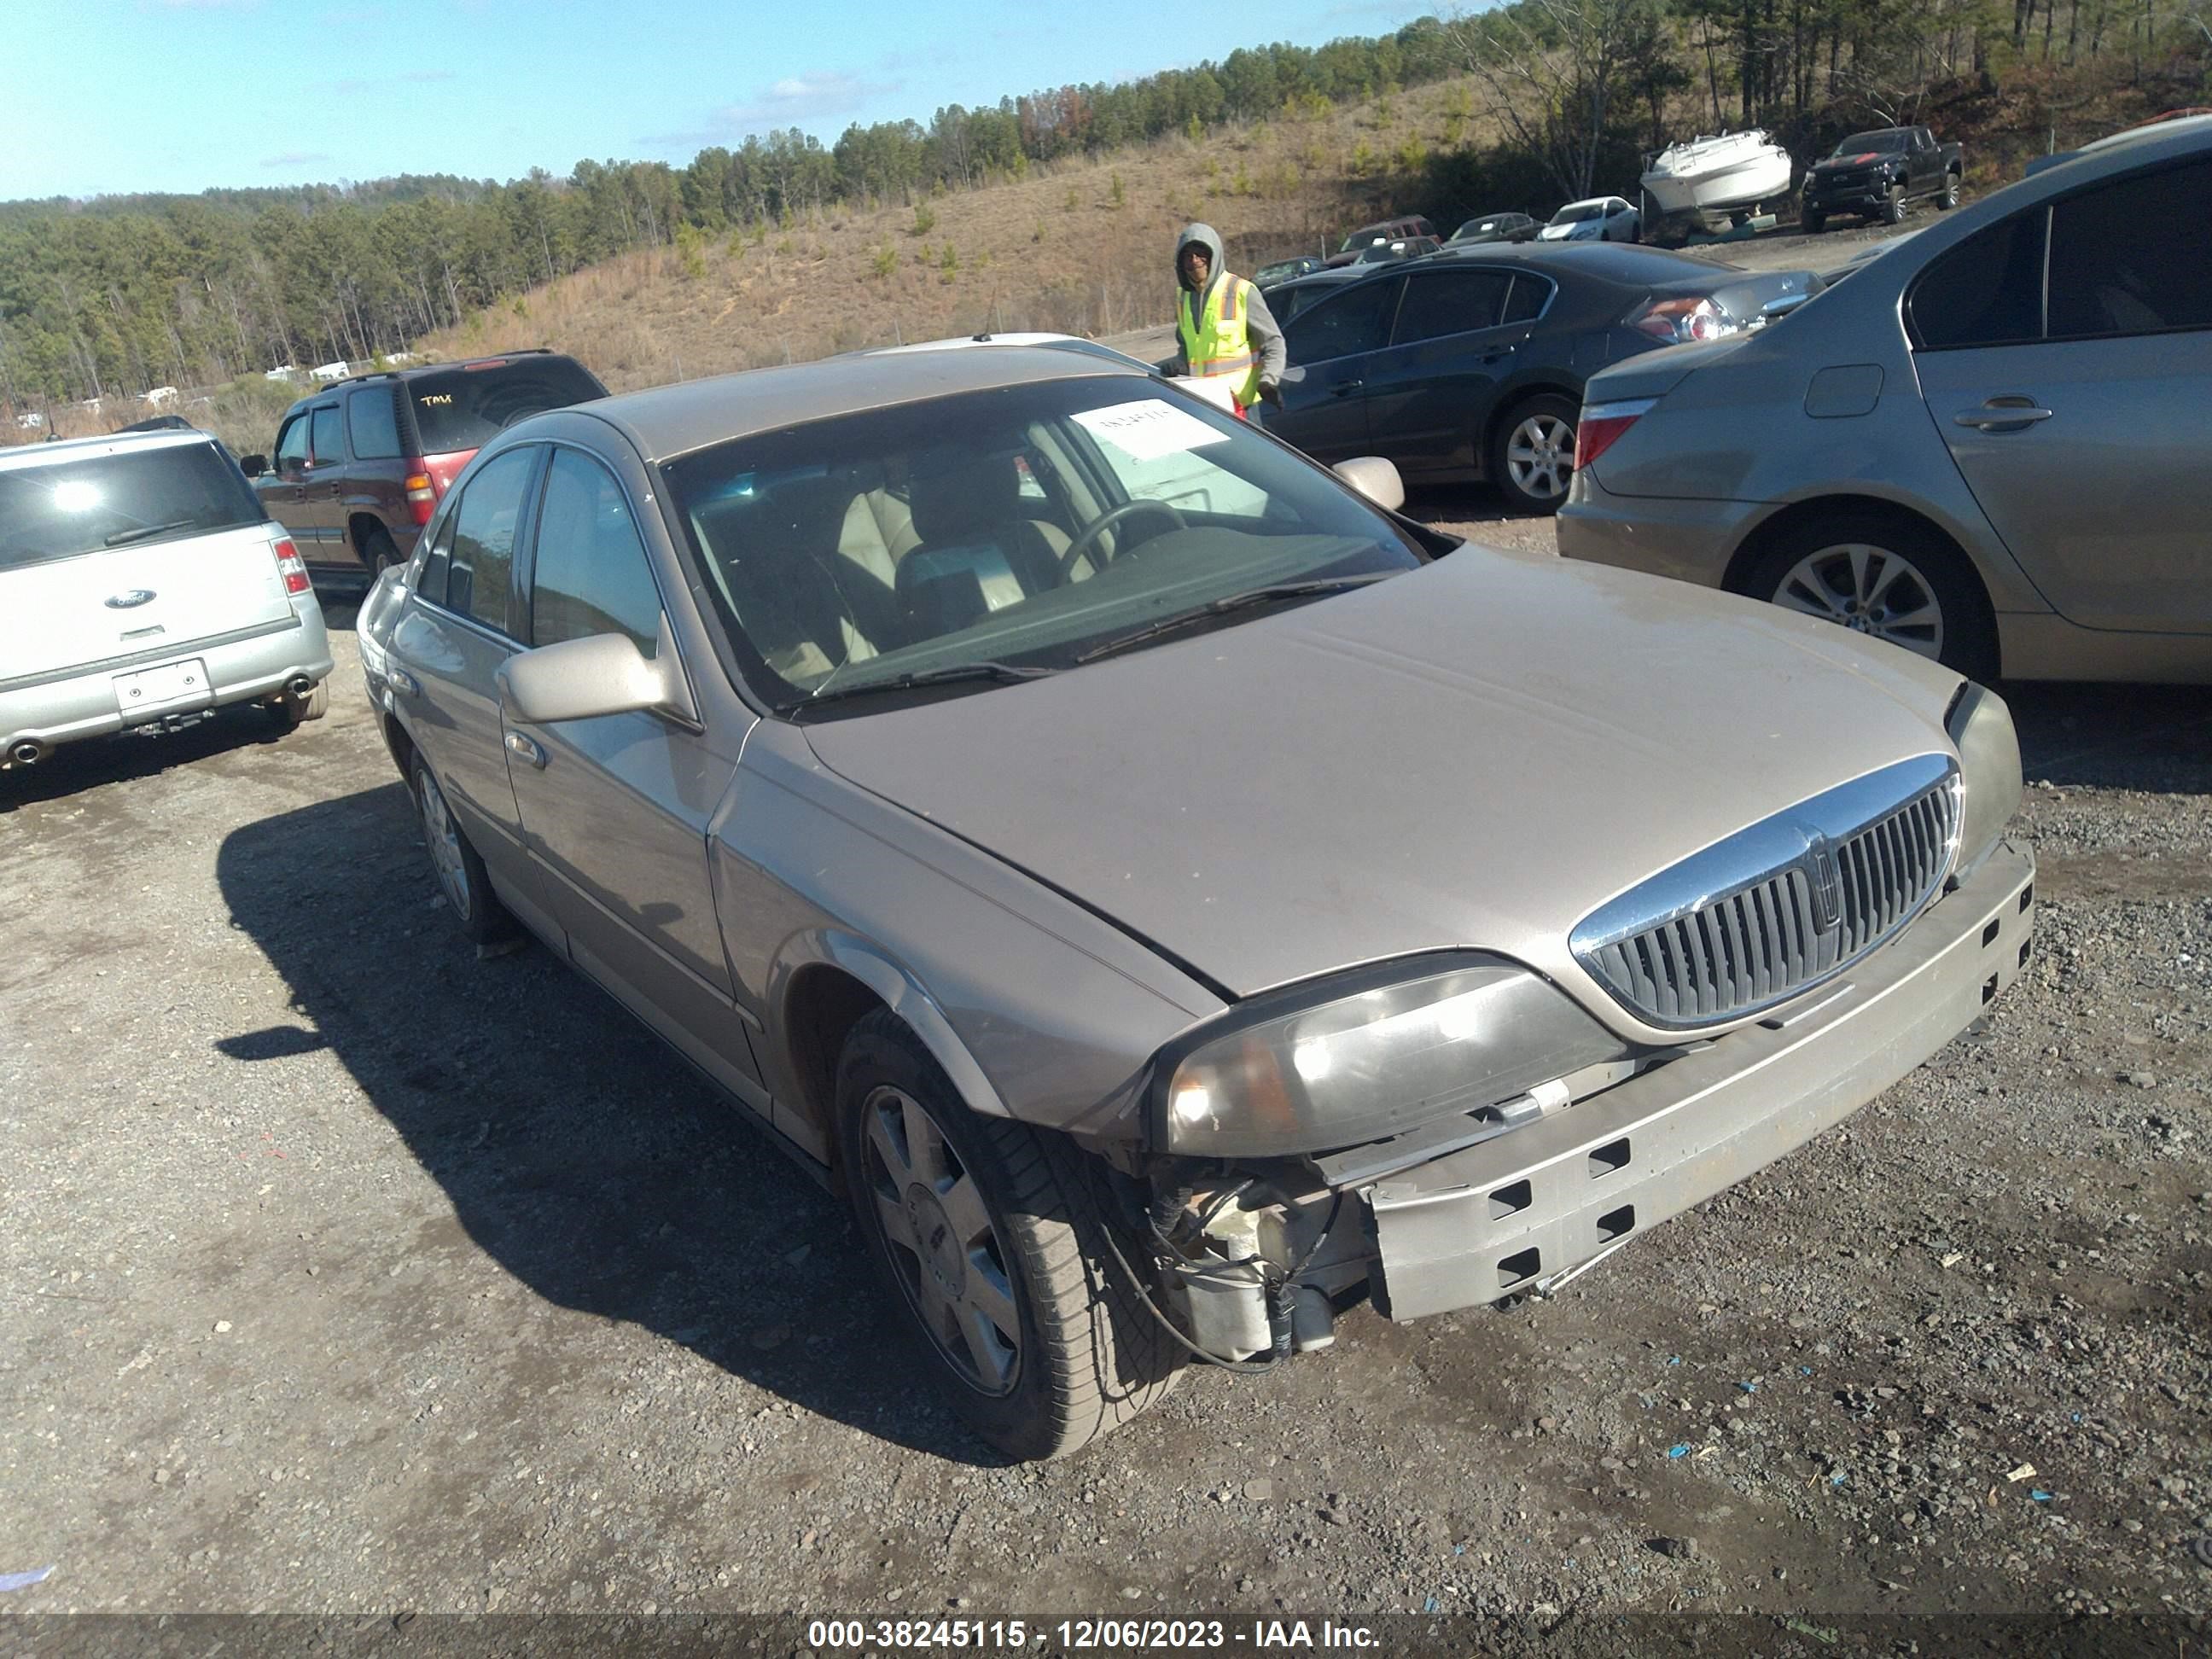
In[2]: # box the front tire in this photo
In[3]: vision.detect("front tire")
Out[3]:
[1802,210,1827,234]
[837,1009,1179,1461]
[1490,393,1580,515]
[1881,186,1906,225]
[1739,509,1997,681]
[410,754,515,946]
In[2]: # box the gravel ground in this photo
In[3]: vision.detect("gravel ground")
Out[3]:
[2,556,2208,1625]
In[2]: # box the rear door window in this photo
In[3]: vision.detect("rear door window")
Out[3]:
[1502,274,1553,323]
[1390,269,1513,344]
[408,358,607,456]
[1286,276,1402,363]
[2046,158,2212,341]
[444,447,539,636]
[528,450,664,658]
[309,405,346,466]
[1908,210,2048,349]
[346,387,403,459]
[0,442,266,570]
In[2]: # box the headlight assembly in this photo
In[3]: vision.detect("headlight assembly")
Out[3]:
[1946,682,2023,880]
[1152,954,1626,1157]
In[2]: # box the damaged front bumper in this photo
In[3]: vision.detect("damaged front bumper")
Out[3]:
[1363,840,2034,1318]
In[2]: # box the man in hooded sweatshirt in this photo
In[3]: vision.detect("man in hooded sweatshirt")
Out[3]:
[1156,223,1286,418]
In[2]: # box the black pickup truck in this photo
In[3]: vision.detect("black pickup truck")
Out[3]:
[1801,125,1963,230]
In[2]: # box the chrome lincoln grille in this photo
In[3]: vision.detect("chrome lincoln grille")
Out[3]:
[1570,754,1960,1029]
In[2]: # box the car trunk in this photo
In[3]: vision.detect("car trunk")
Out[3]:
[0,524,294,684]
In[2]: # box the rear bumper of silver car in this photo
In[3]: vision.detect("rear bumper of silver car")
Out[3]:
[1365,840,2035,1320]
[1555,477,1761,587]
[0,602,333,759]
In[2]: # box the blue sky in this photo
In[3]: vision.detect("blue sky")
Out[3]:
[4,0,1428,201]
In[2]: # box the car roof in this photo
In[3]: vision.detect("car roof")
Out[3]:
[554,346,1144,464]
[281,349,579,410]
[0,427,219,474]
[1429,242,1729,282]
[2080,108,2212,154]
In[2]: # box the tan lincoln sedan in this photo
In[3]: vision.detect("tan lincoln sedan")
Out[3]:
[361,342,2033,1459]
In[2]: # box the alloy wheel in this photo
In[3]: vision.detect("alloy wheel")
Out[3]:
[416,770,474,922]
[860,1085,1022,1395]
[1505,413,1575,503]
[1772,542,1946,660]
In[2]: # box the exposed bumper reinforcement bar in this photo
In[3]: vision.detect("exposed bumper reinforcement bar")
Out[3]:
[1367,841,2035,1321]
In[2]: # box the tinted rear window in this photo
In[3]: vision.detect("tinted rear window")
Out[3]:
[0,442,265,571]
[348,387,404,459]
[407,358,606,456]
[1910,210,2048,349]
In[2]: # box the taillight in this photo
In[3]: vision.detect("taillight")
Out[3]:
[1573,399,1656,472]
[271,535,311,596]
[1633,296,1739,346]
[405,463,435,527]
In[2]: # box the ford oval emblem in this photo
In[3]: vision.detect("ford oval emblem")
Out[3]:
[105,589,157,609]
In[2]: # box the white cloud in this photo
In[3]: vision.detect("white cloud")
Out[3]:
[649,70,901,146]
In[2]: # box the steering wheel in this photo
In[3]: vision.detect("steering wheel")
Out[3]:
[1057,498,1190,580]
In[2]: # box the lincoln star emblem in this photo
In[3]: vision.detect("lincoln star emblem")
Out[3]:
[1802,831,1845,933]
[105,589,157,609]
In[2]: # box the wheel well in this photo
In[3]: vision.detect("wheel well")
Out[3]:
[1721,493,2000,670]
[348,513,388,556]
[782,965,890,1172]
[378,707,417,788]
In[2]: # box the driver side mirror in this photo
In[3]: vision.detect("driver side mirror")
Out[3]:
[497,626,696,727]
[239,454,267,478]
[1333,456,1406,514]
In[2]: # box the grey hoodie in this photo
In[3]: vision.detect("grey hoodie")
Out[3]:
[1157,222,1286,393]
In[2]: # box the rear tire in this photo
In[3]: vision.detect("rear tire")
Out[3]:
[837,1009,1179,1461]
[410,754,516,946]
[363,524,402,580]
[1938,172,1960,210]
[1739,509,1998,682]
[268,681,329,731]
[1490,393,1580,516]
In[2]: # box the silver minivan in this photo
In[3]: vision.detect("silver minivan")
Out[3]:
[1,430,334,768]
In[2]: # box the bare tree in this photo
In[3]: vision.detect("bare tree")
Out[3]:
[1448,0,1672,200]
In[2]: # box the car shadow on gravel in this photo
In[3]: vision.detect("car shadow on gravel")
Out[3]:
[215,783,1014,1467]
[0,706,301,813]
[2005,681,2212,794]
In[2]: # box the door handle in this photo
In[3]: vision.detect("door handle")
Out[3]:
[504,731,548,769]
[1331,379,1365,397]
[1478,346,1516,364]
[1954,399,2053,431]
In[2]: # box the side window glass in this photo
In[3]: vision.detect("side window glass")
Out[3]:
[418,508,457,607]
[347,387,402,459]
[309,405,346,467]
[1502,275,1551,324]
[445,448,538,636]
[274,416,309,474]
[1392,271,1512,344]
[1908,210,2047,350]
[2047,158,2212,341]
[1285,277,1400,363]
[529,451,663,659]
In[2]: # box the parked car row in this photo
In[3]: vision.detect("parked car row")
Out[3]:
[1560,111,2212,683]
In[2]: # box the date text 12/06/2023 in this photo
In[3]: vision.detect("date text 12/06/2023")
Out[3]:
[805,1619,1382,1650]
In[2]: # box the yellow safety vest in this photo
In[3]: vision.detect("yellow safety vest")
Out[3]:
[1178,275,1262,408]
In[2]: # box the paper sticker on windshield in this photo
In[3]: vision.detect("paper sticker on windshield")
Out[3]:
[1073,399,1229,463]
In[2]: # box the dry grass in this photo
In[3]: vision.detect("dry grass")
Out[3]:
[412,79,1505,393]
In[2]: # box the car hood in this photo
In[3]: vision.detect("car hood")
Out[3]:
[803,550,1961,1024]
[1812,152,1895,172]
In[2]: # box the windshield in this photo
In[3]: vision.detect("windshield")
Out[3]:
[662,377,1426,713]
[0,442,265,571]
[1337,229,1392,253]
[1836,129,1907,154]
[1550,203,1604,224]
[408,357,607,455]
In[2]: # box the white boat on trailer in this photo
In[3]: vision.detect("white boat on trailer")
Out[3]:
[1640,130,1796,230]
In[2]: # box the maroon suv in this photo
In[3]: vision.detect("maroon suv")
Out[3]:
[244,351,608,585]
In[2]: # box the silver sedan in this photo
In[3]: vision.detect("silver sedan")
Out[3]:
[364,343,2032,1458]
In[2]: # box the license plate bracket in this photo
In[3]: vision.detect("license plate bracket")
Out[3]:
[114,658,212,715]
